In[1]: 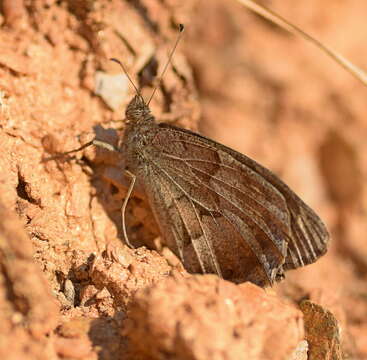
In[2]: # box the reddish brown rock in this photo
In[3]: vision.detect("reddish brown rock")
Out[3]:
[0,202,59,359]
[54,336,94,359]
[125,275,304,360]
[300,300,343,360]
[88,246,173,310]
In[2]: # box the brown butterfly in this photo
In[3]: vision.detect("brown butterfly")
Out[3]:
[119,92,329,286]
[57,25,329,287]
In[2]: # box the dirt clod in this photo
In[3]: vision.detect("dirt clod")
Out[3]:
[125,275,304,360]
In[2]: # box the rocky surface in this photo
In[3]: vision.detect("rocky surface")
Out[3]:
[0,0,366,359]
[126,275,304,360]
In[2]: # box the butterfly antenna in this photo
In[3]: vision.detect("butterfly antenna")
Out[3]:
[147,24,185,106]
[110,57,142,100]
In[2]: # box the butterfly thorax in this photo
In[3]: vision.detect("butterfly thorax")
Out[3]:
[122,95,159,173]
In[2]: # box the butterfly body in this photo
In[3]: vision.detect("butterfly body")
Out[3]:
[122,95,329,286]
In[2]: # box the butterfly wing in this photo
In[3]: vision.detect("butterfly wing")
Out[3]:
[139,123,329,285]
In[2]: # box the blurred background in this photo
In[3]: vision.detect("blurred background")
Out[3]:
[0,0,366,357]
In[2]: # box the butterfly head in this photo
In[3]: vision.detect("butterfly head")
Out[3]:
[125,95,151,123]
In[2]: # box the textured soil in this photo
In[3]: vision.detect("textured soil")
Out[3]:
[0,0,366,359]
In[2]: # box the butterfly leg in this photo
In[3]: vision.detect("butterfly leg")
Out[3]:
[44,138,120,162]
[62,138,119,155]
[88,161,137,266]
[121,170,136,248]
[57,139,138,251]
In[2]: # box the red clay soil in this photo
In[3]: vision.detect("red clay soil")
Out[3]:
[0,0,366,359]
